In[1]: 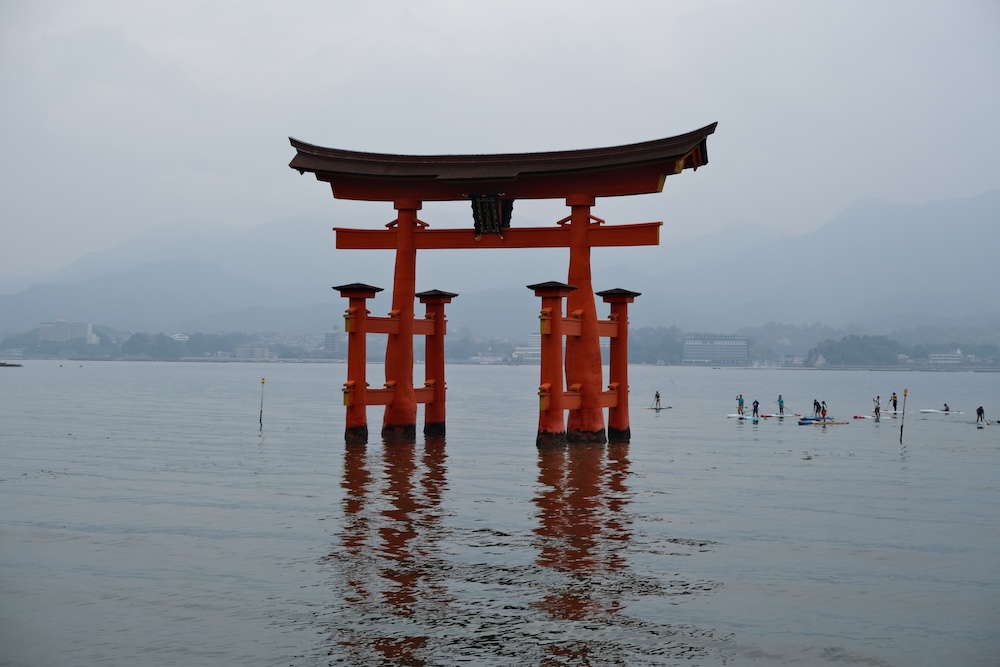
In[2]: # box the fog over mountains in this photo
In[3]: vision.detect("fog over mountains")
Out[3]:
[1,189,997,341]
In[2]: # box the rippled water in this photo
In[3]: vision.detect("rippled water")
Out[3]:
[1,361,998,666]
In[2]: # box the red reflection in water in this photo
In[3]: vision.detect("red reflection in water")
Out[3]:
[532,441,633,623]
[333,438,449,663]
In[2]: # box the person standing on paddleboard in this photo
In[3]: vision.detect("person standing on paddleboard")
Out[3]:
[873,396,881,419]
[821,401,828,422]
[737,394,744,416]
[752,399,760,418]
[890,392,898,412]
[654,391,661,410]
[977,406,985,423]
[777,394,785,416]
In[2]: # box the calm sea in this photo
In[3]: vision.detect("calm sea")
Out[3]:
[1,361,998,666]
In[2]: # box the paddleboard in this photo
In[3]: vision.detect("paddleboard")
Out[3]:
[811,420,849,425]
[919,409,964,414]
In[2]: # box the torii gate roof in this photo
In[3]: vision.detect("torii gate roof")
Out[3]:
[288,123,716,202]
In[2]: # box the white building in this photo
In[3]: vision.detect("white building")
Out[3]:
[235,347,274,360]
[513,332,541,363]
[928,349,962,365]
[682,336,749,365]
[38,320,99,345]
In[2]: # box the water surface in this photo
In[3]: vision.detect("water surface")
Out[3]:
[2,362,998,665]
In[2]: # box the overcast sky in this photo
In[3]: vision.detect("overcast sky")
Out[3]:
[1,0,998,280]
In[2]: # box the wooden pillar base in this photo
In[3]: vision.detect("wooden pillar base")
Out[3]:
[607,426,631,444]
[382,423,417,442]
[536,430,567,447]
[423,422,446,438]
[345,425,369,445]
[567,428,607,444]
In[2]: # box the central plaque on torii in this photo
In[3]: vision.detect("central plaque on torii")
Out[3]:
[289,123,717,444]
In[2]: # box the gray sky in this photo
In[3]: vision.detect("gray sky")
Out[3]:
[1,0,998,280]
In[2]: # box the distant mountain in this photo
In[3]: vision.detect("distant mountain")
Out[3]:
[682,189,996,327]
[1,190,997,340]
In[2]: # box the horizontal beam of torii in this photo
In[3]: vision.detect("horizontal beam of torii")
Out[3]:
[334,221,661,250]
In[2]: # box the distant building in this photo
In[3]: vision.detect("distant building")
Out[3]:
[512,332,541,363]
[928,349,962,365]
[324,332,344,356]
[682,335,749,365]
[38,320,99,345]
[235,346,273,360]
[512,331,610,364]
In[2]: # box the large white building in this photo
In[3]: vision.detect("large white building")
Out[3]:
[928,349,963,365]
[512,331,610,364]
[682,335,749,365]
[512,332,542,363]
[38,320,99,345]
[235,346,274,360]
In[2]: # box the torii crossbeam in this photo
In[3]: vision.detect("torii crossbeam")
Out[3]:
[289,123,717,444]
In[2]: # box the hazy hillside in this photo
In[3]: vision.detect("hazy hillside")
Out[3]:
[627,189,1000,330]
[1,190,997,339]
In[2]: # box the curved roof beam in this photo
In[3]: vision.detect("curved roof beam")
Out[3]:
[288,123,717,201]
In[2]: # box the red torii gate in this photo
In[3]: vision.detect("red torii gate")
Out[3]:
[289,123,716,445]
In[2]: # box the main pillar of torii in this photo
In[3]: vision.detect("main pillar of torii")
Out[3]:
[288,123,716,442]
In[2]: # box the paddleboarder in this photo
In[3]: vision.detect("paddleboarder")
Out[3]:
[977,406,985,423]
[752,399,760,418]
[777,394,785,416]
[821,401,828,422]
[873,395,881,419]
[737,394,745,416]
[890,392,898,412]
[654,391,661,410]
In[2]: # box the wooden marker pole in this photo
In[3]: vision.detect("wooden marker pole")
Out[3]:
[260,377,265,433]
[899,387,908,443]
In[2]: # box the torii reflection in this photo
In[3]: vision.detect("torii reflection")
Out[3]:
[532,441,633,620]
[332,438,450,664]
